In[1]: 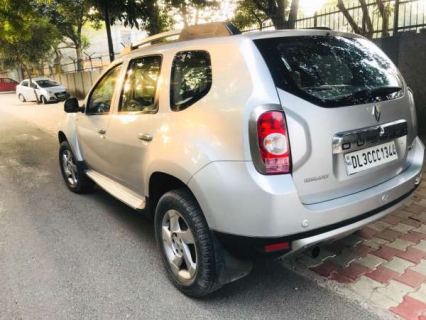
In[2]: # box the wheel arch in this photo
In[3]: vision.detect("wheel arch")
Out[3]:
[58,131,67,144]
[148,171,199,217]
[57,114,84,161]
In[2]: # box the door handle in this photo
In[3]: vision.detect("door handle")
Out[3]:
[98,129,106,135]
[137,133,153,142]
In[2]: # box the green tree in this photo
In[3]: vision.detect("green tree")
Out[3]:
[90,0,149,62]
[165,0,219,27]
[231,0,268,30]
[0,0,60,102]
[241,0,300,30]
[337,0,392,39]
[34,0,95,71]
[144,0,172,35]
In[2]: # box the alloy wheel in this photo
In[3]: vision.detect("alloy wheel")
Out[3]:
[161,209,197,282]
[62,149,78,187]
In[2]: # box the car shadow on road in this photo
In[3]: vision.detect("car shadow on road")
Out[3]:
[82,187,374,320]
[85,186,156,239]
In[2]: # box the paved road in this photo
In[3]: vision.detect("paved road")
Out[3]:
[0,93,381,319]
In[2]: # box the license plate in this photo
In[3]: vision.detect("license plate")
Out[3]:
[57,94,65,98]
[344,141,398,175]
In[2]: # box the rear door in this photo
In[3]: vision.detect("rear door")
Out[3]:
[19,80,34,100]
[27,80,38,100]
[255,35,416,204]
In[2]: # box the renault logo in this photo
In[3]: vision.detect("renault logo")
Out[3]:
[381,193,389,203]
[372,105,381,122]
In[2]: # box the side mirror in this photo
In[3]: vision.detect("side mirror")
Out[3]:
[64,98,84,113]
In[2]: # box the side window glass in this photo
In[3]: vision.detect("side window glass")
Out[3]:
[30,82,37,89]
[170,50,212,112]
[22,81,29,87]
[87,64,122,115]
[119,56,162,113]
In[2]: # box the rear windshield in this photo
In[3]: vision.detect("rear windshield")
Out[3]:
[36,80,60,88]
[254,36,403,108]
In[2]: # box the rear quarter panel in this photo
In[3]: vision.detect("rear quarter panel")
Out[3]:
[138,37,279,191]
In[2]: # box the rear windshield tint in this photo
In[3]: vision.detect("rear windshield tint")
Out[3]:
[254,36,403,108]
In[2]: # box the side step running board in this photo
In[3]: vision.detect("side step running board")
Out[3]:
[85,170,146,210]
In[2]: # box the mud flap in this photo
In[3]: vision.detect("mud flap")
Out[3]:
[212,233,253,286]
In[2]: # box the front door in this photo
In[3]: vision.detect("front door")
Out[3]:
[77,64,123,175]
[105,55,163,195]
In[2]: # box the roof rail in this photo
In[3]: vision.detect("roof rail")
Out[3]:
[304,27,333,31]
[131,29,181,50]
[179,22,241,41]
[120,22,241,56]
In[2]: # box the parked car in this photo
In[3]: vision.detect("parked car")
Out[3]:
[16,77,69,104]
[0,77,18,92]
[58,22,424,297]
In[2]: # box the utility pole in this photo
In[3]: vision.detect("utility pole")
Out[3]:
[104,4,115,62]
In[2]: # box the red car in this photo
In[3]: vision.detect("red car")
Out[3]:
[0,77,18,92]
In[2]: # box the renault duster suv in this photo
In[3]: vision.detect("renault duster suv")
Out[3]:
[58,22,424,297]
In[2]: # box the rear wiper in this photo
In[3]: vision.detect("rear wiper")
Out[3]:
[305,85,351,91]
[353,86,403,98]
[305,85,334,91]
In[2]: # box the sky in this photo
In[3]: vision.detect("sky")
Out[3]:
[299,0,328,16]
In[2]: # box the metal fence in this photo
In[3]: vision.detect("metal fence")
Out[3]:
[41,53,114,76]
[245,0,426,38]
[26,0,426,78]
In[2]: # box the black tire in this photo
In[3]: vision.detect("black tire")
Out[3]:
[155,189,221,297]
[18,94,26,102]
[59,141,95,193]
[41,96,48,104]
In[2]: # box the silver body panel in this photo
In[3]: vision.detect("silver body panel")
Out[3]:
[188,137,423,237]
[280,89,416,204]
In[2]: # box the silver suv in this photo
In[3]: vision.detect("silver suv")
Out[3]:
[58,22,424,297]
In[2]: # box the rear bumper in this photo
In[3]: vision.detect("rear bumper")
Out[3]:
[188,137,424,256]
[213,186,417,259]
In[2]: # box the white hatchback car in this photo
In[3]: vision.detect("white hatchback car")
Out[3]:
[16,78,69,104]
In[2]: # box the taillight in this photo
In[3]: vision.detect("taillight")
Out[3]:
[257,111,291,174]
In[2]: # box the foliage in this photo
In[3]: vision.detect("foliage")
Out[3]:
[237,0,300,30]
[0,0,61,101]
[144,0,173,35]
[34,0,96,71]
[337,0,392,39]
[88,0,172,61]
[231,0,268,30]
[164,0,219,27]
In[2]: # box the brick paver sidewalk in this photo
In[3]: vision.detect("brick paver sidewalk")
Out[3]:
[289,170,426,319]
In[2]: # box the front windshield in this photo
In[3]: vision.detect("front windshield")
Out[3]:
[36,80,60,88]
[255,36,403,107]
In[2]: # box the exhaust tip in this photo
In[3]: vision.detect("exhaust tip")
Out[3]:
[311,246,320,259]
